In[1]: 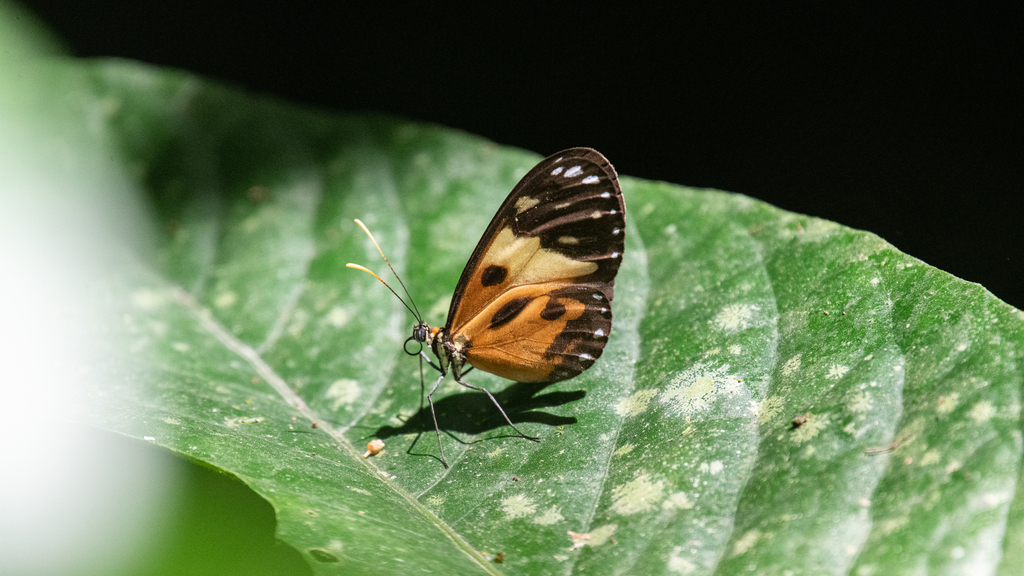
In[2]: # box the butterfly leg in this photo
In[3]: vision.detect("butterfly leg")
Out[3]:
[454,378,540,442]
[419,350,443,373]
[426,372,449,469]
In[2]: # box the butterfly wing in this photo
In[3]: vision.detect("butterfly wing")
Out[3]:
[445,148,625,383]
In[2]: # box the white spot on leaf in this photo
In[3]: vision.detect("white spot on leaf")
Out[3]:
[969,400,996,423]
[791,413,830,445]
[325,379,360,410]
[615,389,658,417]
[826,364,850,379]
[660,363,740,417]
[214,292,237,308]
[714,303,757,332]
[781,354,802,376]
[610,473,664,515]
[325,306,349,328]
[533,505,564,526]
[501,494,538,519]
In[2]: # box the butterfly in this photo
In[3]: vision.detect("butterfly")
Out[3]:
[349,147,625,468]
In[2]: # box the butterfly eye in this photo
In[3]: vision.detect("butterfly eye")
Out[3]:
[412,322,430,343]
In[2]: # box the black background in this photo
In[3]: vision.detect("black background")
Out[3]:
[22,3,1022,310]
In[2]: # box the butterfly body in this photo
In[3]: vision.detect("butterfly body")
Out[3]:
[351,147,624,467]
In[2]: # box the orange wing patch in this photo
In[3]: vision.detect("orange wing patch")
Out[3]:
[459,284,612,383]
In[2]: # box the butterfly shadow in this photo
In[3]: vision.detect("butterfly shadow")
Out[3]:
[373,380,585,462]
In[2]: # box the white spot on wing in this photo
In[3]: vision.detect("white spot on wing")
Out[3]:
[601,191,610,198]
[591,211,603,219]
[565,165,583,178]
[580,353,594,360]
[550,166,564,175]
[612,228,621,235]
[595,328,605,337]
[582,175,600,184]
[592,294,602,299]
[611,252,620,258]
[515,196,540,213]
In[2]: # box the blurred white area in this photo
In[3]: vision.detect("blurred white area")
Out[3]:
[0,49,179,575]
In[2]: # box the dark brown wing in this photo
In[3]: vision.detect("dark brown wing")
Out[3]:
[445,148,625,382]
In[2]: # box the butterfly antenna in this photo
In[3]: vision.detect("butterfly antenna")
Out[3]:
[347,220,422,322]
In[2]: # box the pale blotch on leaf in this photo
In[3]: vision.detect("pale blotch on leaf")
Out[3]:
[172,342,191,353]
[698,460,724,475]
[131,288,167,310]
[969,400,996,423]
[732,529,762,555]
[920,449,941,466]
[756,395,784,424]
[780,353,802,376]
[423,495,444,508]
[349,486,372,496]
[501,494,538,519]
[214,291,237,308]
[325,306,350,328]
[661,363,739,417]
[287,308,311,337]
[847,391,873,413]
[486,447,503,458]
[826,364,850,379]
[565,522,618,549]
[614,443,635,457]
[575,524,618,548]
[533,505,564,526]
[791,413,830,445]
[880,516,909,535]
[728,344,742,355]
[325,378,360,411]
[149,320,169,337]
[936,393,959,414]
[714,303,757,332]
[615,389,658,417]
[662,491,694,511]
[610,473,664,516]
[163,417,180,425]
[668,546,696,574]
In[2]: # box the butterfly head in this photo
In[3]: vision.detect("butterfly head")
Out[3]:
[411,321,439,346]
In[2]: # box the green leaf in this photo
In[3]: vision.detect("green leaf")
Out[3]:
[6,58,1024,575]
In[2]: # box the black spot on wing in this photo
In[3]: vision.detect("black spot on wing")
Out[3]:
[489,297,530,329]
[480,264,508,287]
[539,298,566,321]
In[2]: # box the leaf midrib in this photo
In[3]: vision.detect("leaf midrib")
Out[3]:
[167,284,503,575]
